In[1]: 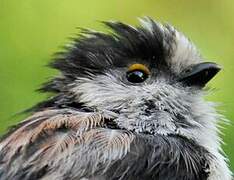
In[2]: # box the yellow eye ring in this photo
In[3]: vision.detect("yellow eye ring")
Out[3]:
[127,64,150,75]
[126,64,150,83]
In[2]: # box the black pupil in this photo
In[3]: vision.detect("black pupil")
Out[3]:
[126,70,148,83]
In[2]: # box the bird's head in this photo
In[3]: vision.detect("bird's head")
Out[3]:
[39,18,221,148]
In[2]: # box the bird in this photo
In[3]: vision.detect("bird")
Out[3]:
[0,17,232,180]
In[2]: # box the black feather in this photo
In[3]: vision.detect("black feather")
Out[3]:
[33,18,176,111]
[104,134,210,180]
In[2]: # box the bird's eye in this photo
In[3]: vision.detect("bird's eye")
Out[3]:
[126,64,150,83]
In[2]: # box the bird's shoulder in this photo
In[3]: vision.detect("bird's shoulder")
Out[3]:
[0,108,133,179]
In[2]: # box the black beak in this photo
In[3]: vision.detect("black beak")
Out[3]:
[178,62,221,87]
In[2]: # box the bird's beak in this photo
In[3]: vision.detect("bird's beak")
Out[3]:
[178,62,221,87]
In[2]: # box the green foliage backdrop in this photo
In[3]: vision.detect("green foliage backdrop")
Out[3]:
[0,0,233,171]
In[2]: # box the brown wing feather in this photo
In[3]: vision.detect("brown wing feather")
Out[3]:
[0,109,134,180]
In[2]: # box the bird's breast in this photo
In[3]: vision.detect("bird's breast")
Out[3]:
[103,134,210,180]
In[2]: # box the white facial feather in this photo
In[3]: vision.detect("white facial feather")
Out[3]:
[139,18,202,74]
[170,30,202,73]
[68,20,232,179]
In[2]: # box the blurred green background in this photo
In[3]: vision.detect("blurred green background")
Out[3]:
[0,0,233,171]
